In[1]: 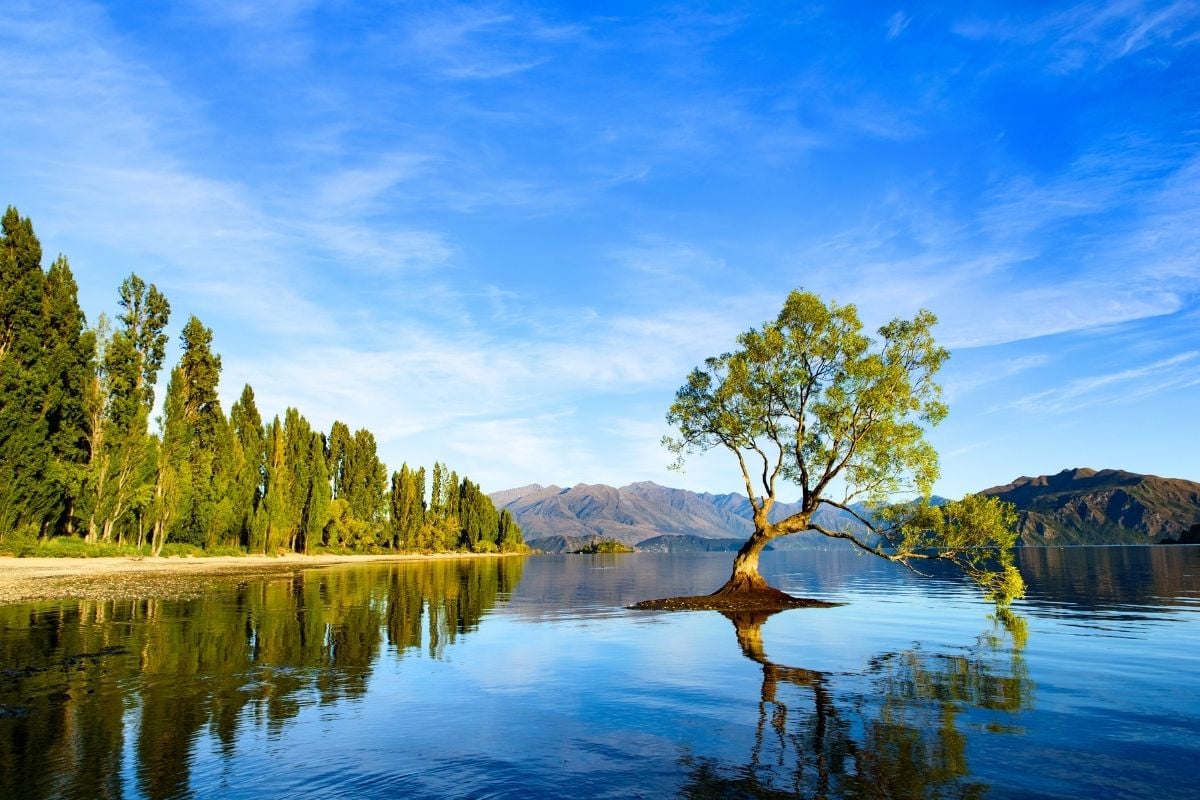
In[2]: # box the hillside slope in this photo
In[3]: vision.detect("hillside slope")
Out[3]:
[980,468,1200,545]
[494,468,1200,552]
[489,481,863,552]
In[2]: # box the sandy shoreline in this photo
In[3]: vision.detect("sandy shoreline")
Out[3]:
[0,552,513,604]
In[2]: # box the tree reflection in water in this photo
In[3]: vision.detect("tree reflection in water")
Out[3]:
[680,609,1031,799]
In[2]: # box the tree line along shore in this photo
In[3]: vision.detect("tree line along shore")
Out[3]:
[0,205,524,558]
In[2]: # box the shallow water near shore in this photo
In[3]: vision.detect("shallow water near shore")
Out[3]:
[2,546,1198,799]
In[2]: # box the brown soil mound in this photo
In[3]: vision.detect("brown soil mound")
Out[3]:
[630,589,839,612]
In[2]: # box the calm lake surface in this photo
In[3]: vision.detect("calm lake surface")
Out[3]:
[2,547,1198,799]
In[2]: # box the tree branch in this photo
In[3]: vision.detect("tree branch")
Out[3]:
[807,522,932,574]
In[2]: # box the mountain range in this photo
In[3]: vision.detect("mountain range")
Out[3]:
[491,468,1200,552]
[979,468,1200,545]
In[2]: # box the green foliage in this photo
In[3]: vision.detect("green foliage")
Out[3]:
[389,463,425,550]
[497,509,524,552]
[457,477,498,550]
[0,534,146,558]
[665,289,1019,602]
[85,272,171,546]
[303,431,331,554]
[666,290,947,506]
[157,542,208,558]
[0,206,53,536]
[0,205,524,560]
[575,539,635,554]
[173,316,229,547]
[41,256,95,535]
[228,384,265,548]
[323,498,376,551]
[878,495,1025,605]
[150,368,193,556]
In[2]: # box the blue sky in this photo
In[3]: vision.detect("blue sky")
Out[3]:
[3,1,1198,499]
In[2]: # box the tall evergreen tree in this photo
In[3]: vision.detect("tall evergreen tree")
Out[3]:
[411,466,427,549]
[328,421,352,500]
[149,368,192,556]
[258,415,292,554]
[40,256,95,535]
[346,428,386,526]
[458,478,499,551]
[0,206,51,537]
[173,316,227,546]
[389,463,425,551]
[283,408,312,552]
[302,431,331,554]
[229,384,265,549]
[429,462,446,519]
[498,509,523,551]
[445,470,460,523]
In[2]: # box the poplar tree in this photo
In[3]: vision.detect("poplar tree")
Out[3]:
[0,207,50,537]
[86,274,169,543]
[229,385,265,549]
[283,408,313,552]
[498,509,523,552]
[389,463,425,551]
[149,368,191,556]
[174,316,227,546]
[458,478,498,551]
[258,416,291,554]
[328,421,352,500]
[302,431,331,554]
[346,428,386,526]
[429,462,446,519]
[40,256,95,535]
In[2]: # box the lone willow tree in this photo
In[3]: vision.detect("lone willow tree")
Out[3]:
[656,290,1023,610]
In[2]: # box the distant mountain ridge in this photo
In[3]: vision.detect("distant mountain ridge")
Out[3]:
[980,467,1200,545]
[488,481,865,553]
[492,468,1200,552]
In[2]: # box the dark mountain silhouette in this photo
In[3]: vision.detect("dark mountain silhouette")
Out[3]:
[980,468,1200,545]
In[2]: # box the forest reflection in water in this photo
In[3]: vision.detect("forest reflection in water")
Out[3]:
[0,558,524,800]
[2,548,1196,799]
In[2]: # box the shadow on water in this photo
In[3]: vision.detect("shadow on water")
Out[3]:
[0,557,524,800]
[679,608,1032,799]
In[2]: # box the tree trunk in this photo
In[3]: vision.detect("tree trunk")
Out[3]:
[712,525,803,600]
[151,519,165,557]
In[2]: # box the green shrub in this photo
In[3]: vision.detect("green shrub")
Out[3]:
[0,535,149,558]
[204,545,247,557]
[158,543,207,558]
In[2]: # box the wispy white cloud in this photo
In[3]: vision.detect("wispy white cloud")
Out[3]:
[304,222,454,274]
[444,413,592,489]
[392,5,583,80]
[0,4,332,336]
[943,354,1053,401]
[314,153,434,213]
[887,11,912,40]
[785,132,1200,350]
[953,1,1200,71]
[175,0,322,66]
[1008,351,1200,414]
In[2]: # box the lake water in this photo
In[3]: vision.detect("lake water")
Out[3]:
[2,547,1198,799]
